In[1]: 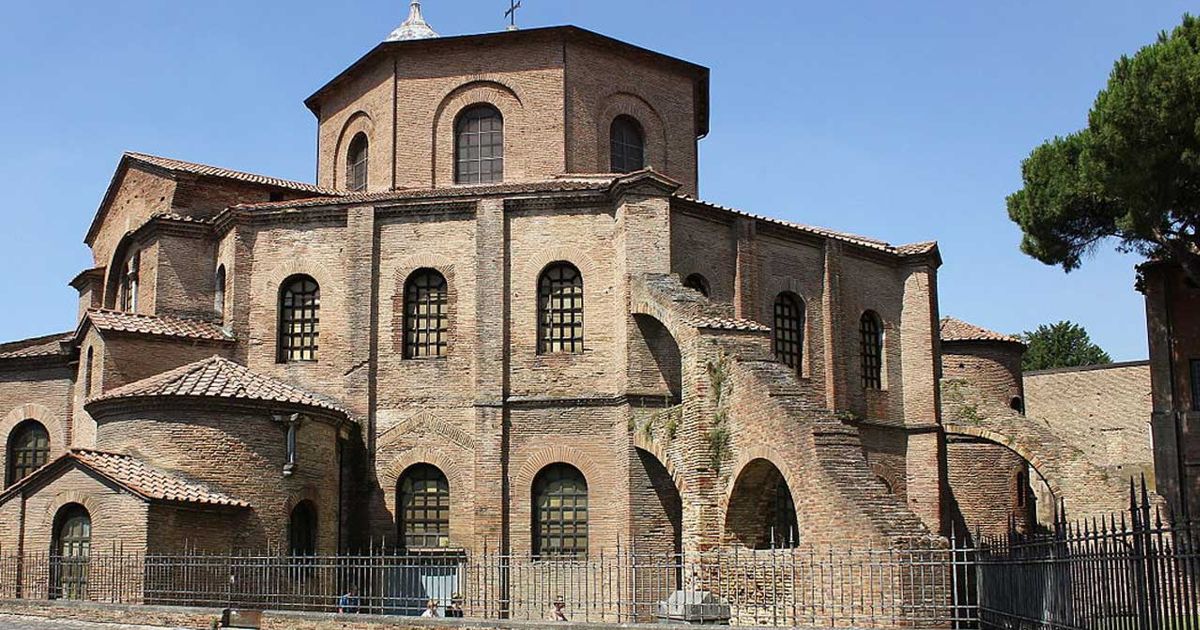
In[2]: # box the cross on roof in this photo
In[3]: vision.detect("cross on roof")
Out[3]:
[505,0,522,30]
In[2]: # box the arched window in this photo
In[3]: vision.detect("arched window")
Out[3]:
[773,293,805,374]
[683,273,710,297]
[1010,396,1025,414]
[83,348,94,398]
[455,105,503,184]
[532,464,588,559]
[278,275,320,363]
[610,115,645,173]
[1016,471,1029,508]
[51,504,90,600]
[538,263,584,354]
[288,500,318,557]
[404,269,449,359]
[7,420,49,486]
[769,477,800,549]
[398,464,450,549]
[347,133,369,192]
[214,265,226,316]
[120,251,140,312]
[860,311,883,390]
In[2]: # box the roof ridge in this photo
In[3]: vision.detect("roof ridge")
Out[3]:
[940,316,1024,345]
[124,151,342,196]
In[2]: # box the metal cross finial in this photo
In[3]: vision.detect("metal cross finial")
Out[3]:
[505,0,522,31]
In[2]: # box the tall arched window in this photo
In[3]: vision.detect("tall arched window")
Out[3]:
[288,500,318,557]
[7,420,49,486]
[538,263,584,354]
[455,105,503,184]
[51,504,90,600]
[214,265,226,316]
[83,347,94,399]
[1015,471,1029,508]
[532,464,588,559]
[860,311,883,390]
[398,464,450,549]
[610,115,645,173]
[683,273,710,297]
[773,293,804,374]
[120,251,140,312]
[404,269,449,359]
[278,275,320,363]
[347,133,369,192]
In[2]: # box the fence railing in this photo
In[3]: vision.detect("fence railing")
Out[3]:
[975,479,1199,630]
[0,542,970,627]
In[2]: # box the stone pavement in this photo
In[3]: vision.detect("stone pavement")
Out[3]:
[0,614,191,630]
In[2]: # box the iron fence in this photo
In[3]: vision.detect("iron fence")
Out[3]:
[0,541,970,627]
[975,479,1199,630]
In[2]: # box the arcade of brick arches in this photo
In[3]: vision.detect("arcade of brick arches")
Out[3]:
[0,0,1160,593]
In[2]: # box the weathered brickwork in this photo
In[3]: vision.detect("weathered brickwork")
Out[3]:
[0,23,964,577]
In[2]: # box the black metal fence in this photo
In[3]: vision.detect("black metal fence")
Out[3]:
[974,479,1199,630]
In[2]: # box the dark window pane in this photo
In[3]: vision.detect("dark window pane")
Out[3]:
[532,464,588,559]
[538,263,584,354]
[7,421,49,486]
[289,501,318,557]
[404,270,449,359]
[773,293,804,374]
[52,505,90,600]
[860,312,883,389]
[399,464,450,548]
[610,116,645,173]
[347,133,369,192]
[455,106,504,184]
[278,276,320,363]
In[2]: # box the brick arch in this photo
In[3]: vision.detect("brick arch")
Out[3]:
[762,280,814,378]
[266,262,338,355]
[1,403,66,458]
[333,111,375,190]
[722,452,801,548]
[393,261,459,358]
[432,79,524,187]
[514,445,603,492]
[102,231,144,310]
[378,445,469,493]
[377,411,476,452]
[943,423,1063,500]
[41,491,101,531]
[522,248,602,283]
[633,434,686,494]
[282,486,323,516]
[596,92,668,172]
[722,446,802,511]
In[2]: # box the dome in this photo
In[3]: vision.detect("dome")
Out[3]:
[386,1,439,42]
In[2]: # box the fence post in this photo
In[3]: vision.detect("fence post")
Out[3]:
[1130,479,1152,630]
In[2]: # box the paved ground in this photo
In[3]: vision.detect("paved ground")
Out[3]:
[0,615,191,630]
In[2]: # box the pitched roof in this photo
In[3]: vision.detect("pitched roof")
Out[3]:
[230,178,613,211]
[0,449,249,508]
[79,309,233,343]
[940,317,1024,345]
[86,151,344,245]
[87,355,351,419]
[0,332,72,360]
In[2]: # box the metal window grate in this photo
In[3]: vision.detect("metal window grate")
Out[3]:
[347,133,369,192]
[538,264,584,354]
[772,293,804,374]
[404,270,448,359]
[768,478,799,549]
[610,115,645,173]
[279,276,320,363]
[533,464,588,559]
[7,421,49,486]
[399,464,450,549]
[455,106,503,184]
[860,312,882,390]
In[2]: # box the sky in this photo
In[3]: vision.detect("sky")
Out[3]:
[0,1,1193,361]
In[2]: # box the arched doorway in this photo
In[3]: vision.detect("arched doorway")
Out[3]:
[725,459,799,549]
[632,314,682,404]
[50,504,91,600]
[632,447,682,557]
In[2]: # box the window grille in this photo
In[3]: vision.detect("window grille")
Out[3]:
[278,276,320,363]
[860,312,883,389]
[538,263,584,354]
[773,293,804,374]
[455,106,503,184]
[404,270,448,359]
[7,420,49,486]
[533,464,588,559]
[399,464,450,549]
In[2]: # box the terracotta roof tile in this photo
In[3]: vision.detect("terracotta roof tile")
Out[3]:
[940,317,1024,345]
[71,450,249,507]
[83,309,233,342]
[88,355,351,419]
[0,332,72,360]
[231,178,611,211]
[126,152,341,196]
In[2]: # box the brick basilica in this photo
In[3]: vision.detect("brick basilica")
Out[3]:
[0,4,1139,565]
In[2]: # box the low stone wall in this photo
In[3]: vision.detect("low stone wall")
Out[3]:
[0,597,222,628]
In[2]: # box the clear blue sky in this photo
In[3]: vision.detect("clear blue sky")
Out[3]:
[0,1,1192,360]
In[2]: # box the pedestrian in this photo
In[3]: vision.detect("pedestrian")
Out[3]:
[337,584,360,614]
[548,595,568,621]
[445,593,465,618]
[421,598,440,618]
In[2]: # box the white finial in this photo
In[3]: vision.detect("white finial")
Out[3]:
[386,0,439,42]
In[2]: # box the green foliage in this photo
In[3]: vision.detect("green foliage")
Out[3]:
[1008,14,1200,282]
[705,354,733,470]
[664,412,679,440]
[1020,321,1113,371]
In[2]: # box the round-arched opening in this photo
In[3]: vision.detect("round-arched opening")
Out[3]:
[278,274,320,363]
[532,463,588,559]
[725,459,799,549]
[632,314,682,404]
[346,132,369,192]
[455,105,504,184]
[288,500,318,557]
[397,463,450,549]
[610,115,645,173]
[50,503,91,600]
[1010,396,1025,414]
[7,419,50,487]
[683,273,710,297]
[403,269,449,359]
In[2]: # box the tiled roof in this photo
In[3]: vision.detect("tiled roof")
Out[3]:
[940,317,1024,345]
[88,355,351,418]
[231,178,612,211]
[0,332,72,360]
[126,152,341,196]
[82,310,233,343]
[72,450,249,507]
[0,450,248,508]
